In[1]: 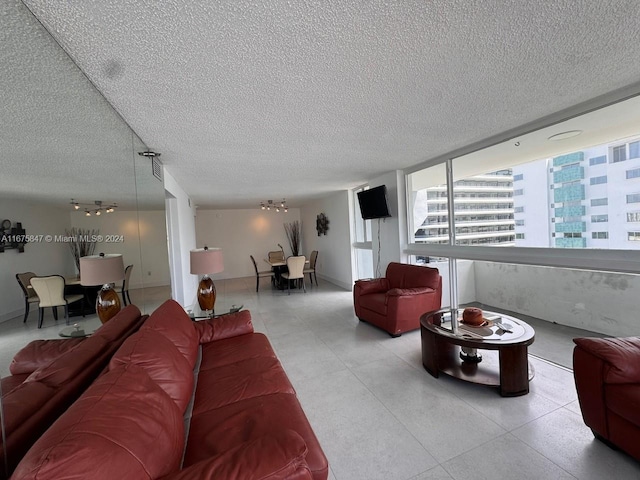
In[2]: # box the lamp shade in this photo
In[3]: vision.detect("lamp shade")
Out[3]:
[80,254,125,286]
[190,247,224,275]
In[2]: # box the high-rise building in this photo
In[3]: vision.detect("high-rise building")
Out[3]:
[514,135,640,249]
[414,171,515,246]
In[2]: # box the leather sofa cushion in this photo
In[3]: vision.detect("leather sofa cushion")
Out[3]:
[1,373,30,395]
[199,332,277,371]
[111,329,195,413]
[142,299,199,368]
[606,384,640,426]
[358,292,387,314]
[12,364,184,480]
[1,381,55,436]
[94,304,143,342]
[9,338,85,375]
[194,310,254,342]
[24,336,109,387]
[160,431,312,480]
[184,393,328,480]
[192,356,295,414]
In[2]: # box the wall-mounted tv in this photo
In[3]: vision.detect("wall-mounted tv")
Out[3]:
[357,185,391,220]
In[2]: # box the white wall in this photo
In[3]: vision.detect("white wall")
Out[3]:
[164,169,198,306]
[0,200,73,322]
[70,209,170,289]
[474,261,640,336]
[194,193,356,290]
[195,208,301,280]
[300,191,353,290]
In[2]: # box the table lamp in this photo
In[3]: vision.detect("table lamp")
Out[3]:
[190,246,224,316]
[80,253,125,324]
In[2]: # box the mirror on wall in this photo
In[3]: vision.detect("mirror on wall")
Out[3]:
[0,1,170,475]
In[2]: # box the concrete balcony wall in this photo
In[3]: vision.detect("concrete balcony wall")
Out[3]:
[473,261,640,337]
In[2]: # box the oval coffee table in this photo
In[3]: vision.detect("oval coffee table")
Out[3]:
[420,308,535,397]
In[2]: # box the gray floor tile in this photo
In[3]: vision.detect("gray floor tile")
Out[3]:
[443,433,576,480]
[353,357,506,463]
[410,465,454,480]
[512,408,640,479]
[294,369,438,480]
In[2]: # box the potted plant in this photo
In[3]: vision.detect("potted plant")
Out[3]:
[284,221,301,256]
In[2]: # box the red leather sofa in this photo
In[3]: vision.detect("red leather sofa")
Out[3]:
[573,336,640,460]
[354,262,442,337]
[12,299,328,480]
[0,305,146,478]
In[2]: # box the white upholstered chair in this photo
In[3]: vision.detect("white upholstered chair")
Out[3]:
[30,275,84,328]
[281,255,306,295]
[268,250,285,263]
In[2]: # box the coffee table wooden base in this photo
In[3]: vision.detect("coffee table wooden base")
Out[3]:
[421,309,535,397]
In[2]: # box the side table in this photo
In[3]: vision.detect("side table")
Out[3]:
[59,324,91,338]
[186,304,244,321]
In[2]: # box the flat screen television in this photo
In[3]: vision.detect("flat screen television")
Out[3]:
[357,185,391,220]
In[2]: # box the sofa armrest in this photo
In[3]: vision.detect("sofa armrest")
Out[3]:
[194,310,254,344]
[354,278,389,295]
[10,338,86,375]
[387,287,433,297]
[159,431,312,480]
[573,337,640,384]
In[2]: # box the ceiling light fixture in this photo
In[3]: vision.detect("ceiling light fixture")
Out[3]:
[548,130,583,141]
[259,199,288,213]
[71,199,118,216]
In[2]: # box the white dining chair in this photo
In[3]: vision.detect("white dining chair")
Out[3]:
[30,275,85,328]
[281,255,306,295]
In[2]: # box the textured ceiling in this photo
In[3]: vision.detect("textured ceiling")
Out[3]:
[11,0,640,208]
[1,0,163,210]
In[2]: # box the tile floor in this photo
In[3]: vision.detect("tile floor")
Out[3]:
[1,278,639,479]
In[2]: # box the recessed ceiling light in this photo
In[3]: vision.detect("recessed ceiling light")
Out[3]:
[548,130,583,141]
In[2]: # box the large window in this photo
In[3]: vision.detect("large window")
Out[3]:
[409,132,640,251]
[404,97,640,338]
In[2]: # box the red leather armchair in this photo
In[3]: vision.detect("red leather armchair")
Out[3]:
[573,336,640,460]
[354,262,442,337]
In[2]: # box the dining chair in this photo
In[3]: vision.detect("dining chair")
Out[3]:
[30,275,85,328]
[114,264,133,306]
[250,255,274,292]
[16,272,40,323]
[281,255,306,295]
[268,250,285,263]
[303,250,318,285]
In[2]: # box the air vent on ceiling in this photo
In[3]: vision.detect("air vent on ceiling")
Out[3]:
[152,157,163,181]
[138,150,162,182]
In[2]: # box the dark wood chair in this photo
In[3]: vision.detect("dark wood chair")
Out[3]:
[114,264,133,305]
[250,255,274,292]
[303,250,318,285]
[16,272,40,323]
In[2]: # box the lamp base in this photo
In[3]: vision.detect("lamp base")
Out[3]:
[197,275,216,314]
[96,284,121,324]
